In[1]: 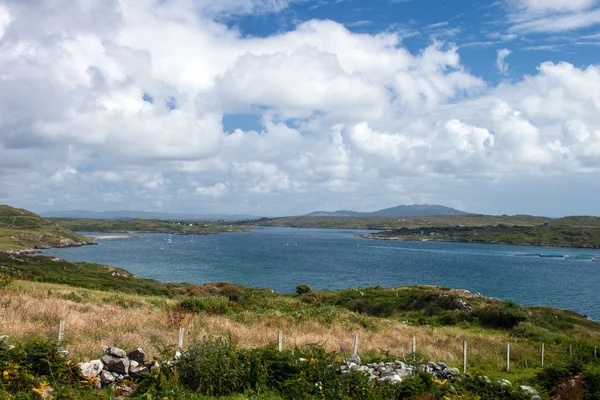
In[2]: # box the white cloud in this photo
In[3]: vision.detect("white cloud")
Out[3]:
[0,0,599,215]
[509,8,600,32]
[496,48,512,74]
[196,183,228,198]
[516,0,596,13]
[506,0,600,33]
[0,4,11,41]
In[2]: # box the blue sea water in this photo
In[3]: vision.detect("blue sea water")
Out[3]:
[44,227,600,320]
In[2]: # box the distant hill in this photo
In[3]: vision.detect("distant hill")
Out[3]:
[41,210,256,220]
[306,204,467,217]
[0,205,93,251]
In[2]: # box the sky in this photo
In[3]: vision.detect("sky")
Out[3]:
[0,0,599,217]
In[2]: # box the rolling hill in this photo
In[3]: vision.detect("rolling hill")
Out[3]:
[306,204,467,217]
[0,205,94,251]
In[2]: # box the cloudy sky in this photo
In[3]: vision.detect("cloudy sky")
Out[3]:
[0,0,599,217]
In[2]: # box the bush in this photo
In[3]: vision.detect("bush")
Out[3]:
[295,284,312,295]
[176,336,253,396]
[179,296,242,315]
[0,336,80,397]
[474,301,529,329]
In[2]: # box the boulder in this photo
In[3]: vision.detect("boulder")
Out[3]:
[103,346,127,358]
[348,353,361,365]
[128,348,147,364]
[78,359,104,379]
[101,355,129,375]
[519,385,541,400]
[129,360,149,375]
[146,360,160,372]
[100,370,115,384]
[497,379,512,387]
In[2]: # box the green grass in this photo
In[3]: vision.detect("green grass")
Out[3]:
[0,205,94,251]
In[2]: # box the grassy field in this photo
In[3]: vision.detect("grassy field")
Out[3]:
[0,205,94,251]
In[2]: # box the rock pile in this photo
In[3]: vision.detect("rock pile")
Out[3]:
[340,354,458,385]
[339,355,541,400]
[78,346,159,388]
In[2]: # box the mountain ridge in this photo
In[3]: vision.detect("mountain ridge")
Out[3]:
[306,204,467,217]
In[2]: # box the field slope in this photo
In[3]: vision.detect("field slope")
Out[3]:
[0,205,94,251]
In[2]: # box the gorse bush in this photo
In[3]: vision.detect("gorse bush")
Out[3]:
[474,301,529,329]
[0,336,89,398]
[296,284,312,295]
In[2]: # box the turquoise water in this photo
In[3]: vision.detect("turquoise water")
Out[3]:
[44,227,600,320]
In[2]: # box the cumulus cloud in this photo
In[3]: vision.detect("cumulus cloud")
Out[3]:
[0,0,599,215]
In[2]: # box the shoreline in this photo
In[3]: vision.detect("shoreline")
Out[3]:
[85,234,137,240]
[358,234,600,250]
[7,240,97,255]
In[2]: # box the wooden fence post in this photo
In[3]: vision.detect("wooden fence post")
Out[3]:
[463,341,467,374]
[569,344,573,359]
[58,320,65,345]
[595,346,597,358]
[541,343,545,367]
[178,327,185,350]
[412,336,416,354]
[278,330,283,352]
[506,343,510,372]
[353,333,359,355]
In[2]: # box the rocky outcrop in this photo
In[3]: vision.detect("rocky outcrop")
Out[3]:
[77,346,159,389]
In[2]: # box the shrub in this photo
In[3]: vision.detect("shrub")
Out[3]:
[295,284,312,295]
[176,336,253,396]
[0,336,80,396]
[179,296,241,315]
[474,301,529,329]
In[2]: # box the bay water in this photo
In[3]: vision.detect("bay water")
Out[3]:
[44,227,600,320]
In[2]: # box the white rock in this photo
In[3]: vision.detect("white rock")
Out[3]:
[78,359,104,378]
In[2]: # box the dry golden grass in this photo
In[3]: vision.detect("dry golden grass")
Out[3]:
[0,280,528,370]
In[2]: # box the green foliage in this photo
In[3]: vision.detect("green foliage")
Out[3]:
[454,374,532,400]
[0,336,83,398]
[179,296,241,315]
[172,337,458,399]
[474,301,529,329]
[295,284,312,295]
[0,252,173,296]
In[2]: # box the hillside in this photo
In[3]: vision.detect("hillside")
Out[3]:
[0,205,94,251]
[306,204,467,217]
[2,253,600,398]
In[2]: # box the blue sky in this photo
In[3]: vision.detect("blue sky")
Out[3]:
[0,0,599,216]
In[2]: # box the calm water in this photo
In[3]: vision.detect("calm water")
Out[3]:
[44,227,600,320]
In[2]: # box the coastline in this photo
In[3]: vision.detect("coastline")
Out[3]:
[358,234,600,250]
[7,240,98,255]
